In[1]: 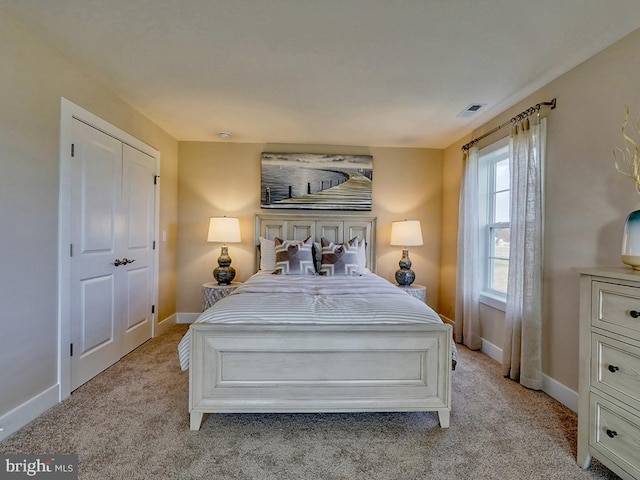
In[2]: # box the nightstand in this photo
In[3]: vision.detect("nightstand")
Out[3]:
[202,282,242,311]
[397,284,426,303]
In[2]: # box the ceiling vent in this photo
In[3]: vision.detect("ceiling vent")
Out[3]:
[457,103,486,118]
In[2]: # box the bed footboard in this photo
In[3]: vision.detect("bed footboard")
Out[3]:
[189,323,452,430]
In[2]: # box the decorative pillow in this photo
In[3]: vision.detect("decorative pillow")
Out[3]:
[273,236,316,275]
[320,237,364,276]
[259,237,276,271]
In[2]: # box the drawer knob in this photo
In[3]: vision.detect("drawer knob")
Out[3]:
[606,429,618,438]
[608,365,620,373]
[630,310,640,318]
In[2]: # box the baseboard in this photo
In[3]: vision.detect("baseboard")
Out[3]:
[481,338,503,363]
[478,337,578,413]
[154,313,177,337]
[0,384,59,442]
[177,312,201,324]
[542,373,578,413]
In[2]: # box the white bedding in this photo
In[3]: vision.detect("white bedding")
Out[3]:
[178,271,456,371]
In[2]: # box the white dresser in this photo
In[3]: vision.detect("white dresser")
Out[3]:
[577,267,640,480]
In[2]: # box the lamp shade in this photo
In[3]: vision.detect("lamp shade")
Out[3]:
[207,217,241,243]
[390,220,423,247]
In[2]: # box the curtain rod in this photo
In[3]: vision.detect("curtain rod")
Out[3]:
[461,98,556,152]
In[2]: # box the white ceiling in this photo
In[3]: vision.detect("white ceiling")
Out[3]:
[3,0,640,148]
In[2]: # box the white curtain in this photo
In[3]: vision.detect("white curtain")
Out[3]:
[502,116,546,389]
[455,146,482,350]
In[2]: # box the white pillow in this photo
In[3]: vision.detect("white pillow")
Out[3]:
[259,236,276,271]
[357,238,367,270]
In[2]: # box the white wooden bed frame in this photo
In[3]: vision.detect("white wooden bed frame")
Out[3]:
[189,213,452,429]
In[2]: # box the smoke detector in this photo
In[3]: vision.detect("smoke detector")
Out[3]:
[218,131,231,139]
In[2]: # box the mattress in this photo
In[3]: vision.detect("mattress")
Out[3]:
[178,271,456,371]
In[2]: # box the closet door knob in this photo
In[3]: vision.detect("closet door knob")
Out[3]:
[113,259,122,266]
[630,310,640,318]
[606,429,618,439]
[608,365,620,373]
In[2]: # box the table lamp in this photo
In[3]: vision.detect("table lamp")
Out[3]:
[207,217,241,285]
[390,220,423,286]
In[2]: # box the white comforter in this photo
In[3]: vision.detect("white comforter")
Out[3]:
[178,271,455,371]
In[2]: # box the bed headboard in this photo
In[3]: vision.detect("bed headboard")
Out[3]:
[255,213,377,272]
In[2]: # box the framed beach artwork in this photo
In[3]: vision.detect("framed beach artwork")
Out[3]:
[260,153,373,210]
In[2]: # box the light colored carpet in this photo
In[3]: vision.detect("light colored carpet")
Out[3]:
[1,324,620,480]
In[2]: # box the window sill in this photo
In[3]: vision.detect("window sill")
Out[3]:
[479,292,507,312]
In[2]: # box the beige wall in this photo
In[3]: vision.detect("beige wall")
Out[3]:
[0,12,178,419]
[6,0,640,426]
[439,136,468,323]
[177,143,443,313]
[440,27,640,391]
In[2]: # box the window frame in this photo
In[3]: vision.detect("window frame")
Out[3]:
[478,137,510,311]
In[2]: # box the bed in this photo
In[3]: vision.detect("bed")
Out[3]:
[178,214,455,430]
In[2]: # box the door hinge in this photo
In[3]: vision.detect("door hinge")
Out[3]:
[154,175,159,185]
[153,241,156,250]
[71,144,75,157]
[70,243,73,257]
[70,343,73,357]
[151,305,155,314]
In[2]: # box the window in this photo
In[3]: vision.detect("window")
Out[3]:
[479,138,510,308]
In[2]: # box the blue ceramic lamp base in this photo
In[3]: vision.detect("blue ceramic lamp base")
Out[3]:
[213,246,236,285]
[395,248,416,286]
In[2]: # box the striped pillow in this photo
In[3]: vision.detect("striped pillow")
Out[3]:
[273,236,316,275]
[320,237,364,276]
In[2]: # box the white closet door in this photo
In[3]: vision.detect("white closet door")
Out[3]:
[70,119,123,390]
[120,144,155,355]
[69,120,155,390]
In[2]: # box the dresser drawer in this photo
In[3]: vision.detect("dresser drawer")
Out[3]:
[592,333,640,410]
[593,281,640,338]
[589,393,640,478]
